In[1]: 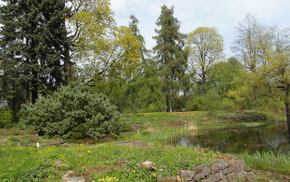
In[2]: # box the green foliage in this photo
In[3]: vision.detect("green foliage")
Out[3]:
[153,5,188,112]
[0,0,72,110]
[0,109,13,128]
[18,163,54,182]
[20,82,120,139]
[119,121,133,132]
[187,26,224,95]
[185,91,220,111]
[220,111,268,122]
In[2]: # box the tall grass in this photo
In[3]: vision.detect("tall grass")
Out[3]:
[238,151,290,174]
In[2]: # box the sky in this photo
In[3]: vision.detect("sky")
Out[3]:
[110,0,290,58]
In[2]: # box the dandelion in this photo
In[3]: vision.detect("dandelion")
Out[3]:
[87,150,91,153]
[98,176,118,182]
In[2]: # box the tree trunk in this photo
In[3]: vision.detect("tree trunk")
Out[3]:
[285,101,290,141]
[285,83,290,141]
[31,71,38,104]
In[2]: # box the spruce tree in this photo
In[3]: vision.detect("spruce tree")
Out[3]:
[0,0,72,109]
[153,5,188,112]
[0,1,27,112]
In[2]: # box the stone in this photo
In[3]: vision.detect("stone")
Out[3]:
[222,165,235,174]
[141,160,154,168]
[204,171,226,182]
[193,164,205,171]
[211,161,229,172]
[178,157,255,182]
[193,166,210,181]
[62,171,85,182]
[179,170,195,181]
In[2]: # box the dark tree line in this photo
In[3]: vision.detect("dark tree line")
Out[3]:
[0,0,72,113]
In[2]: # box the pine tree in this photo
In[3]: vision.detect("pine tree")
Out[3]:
[153,5,188,112]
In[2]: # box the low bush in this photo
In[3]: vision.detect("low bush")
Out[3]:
[221,111,267,122]
[0,109,13,128]
[20,82,120,139]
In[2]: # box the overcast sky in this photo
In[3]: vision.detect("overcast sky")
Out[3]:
[111,0,290,58]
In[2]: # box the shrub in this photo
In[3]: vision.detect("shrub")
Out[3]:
[221,111,267,122]
[20,82,120,139]
[0,109,13,128]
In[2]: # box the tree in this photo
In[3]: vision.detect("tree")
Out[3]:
[71,3,143,110]
[187,27,224,95]
[20,82,120,139]
[232,14,272,73]
[231,14,275,110]
[125,58,167,112]
[72,1,142,82]
[0,0,72,109]
[264,27,290,133]
[153,5,188,112]
[233,15,290,133]
[120,15,166,112]
[0,1,26,113]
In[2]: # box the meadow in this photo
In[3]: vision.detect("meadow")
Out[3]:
[0,111,289,181]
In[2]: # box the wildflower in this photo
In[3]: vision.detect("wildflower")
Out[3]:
[87,150,91,153]
[132,170,136,173]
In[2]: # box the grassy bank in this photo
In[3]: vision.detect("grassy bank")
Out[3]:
[0,111,289,181]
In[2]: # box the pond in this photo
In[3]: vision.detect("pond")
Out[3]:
[171,124,290,155]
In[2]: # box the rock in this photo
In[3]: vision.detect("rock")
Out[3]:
[193,164,205,170]
[141,161,154,168]
[62,171,85,182]
[204,171,226,182]
[193,166,210,181]
[211,161,229,172]
[175,157,255,181]
[179,170,195,181]
[222,165,235,174]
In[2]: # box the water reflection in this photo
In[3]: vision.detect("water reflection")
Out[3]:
[174,126,290,155]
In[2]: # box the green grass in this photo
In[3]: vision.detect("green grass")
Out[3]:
[238,151,290,175]
[0,110,288,181]
[0,144,216,181]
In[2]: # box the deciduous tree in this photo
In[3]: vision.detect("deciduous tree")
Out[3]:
[187,26,224,95]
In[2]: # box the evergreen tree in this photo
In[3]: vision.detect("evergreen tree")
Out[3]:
[0,0,72,110]
[0,1,27,112]
[153,5,188,112]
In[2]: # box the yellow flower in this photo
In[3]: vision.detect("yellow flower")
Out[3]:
[87,150,91,153]
[132,170,136,173]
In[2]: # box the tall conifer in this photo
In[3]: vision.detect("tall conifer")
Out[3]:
[153,5,187,112]
[0,0,72,109]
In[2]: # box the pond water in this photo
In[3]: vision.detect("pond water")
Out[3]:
[171,125,290,155]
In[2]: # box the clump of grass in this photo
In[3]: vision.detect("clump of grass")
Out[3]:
[238,151,290,174]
